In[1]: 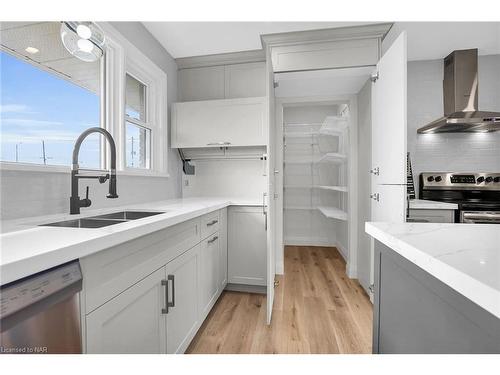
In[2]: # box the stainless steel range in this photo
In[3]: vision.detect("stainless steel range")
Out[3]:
[419,172,500,224]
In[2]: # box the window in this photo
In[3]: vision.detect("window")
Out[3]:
[0,22,168,176]
[0,22,103,169]
[125,74,150,169]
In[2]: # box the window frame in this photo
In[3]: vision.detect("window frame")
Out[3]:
[123,70,152,170]
[0,22,169,178]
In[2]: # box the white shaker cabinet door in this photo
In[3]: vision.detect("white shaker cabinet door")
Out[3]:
[171,97,267,148]
[199,233,220,321]
[219,208,228,290]
[165,244,200,354]
[228,206,267,287]
[86,267,167,354]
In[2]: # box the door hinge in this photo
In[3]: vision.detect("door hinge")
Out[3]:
[274,193,278,199]
[368,284,374,293]
[370,71,379,83]
[274,279,280,287]
[273,81,279,88]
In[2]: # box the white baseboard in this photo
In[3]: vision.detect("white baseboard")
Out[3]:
[335,241,348,262]
[284,236,334,247]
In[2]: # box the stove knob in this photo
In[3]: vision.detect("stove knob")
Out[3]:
[477,176,485,183]
[427,176,435,182]
[435,176,442,182]
[494,177,500,183]
[485,176,493,183]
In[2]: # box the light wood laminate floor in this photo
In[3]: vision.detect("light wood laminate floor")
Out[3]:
[187,246,372,354]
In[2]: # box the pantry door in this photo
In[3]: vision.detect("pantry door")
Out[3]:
[266,47,276,325]
[371,30,407,223]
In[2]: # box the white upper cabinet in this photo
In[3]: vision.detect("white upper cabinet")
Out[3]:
[171,96,267,148]
[224,62,266,98]
[178,61,266,101]
[271,38,380,73]
[179,66,225,101]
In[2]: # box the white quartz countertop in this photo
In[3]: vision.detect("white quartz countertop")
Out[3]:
[365,222,500,319]
[0,197,261,286]
[409,199,458,210]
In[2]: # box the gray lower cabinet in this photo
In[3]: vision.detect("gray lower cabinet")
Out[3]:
[199,233,220,321]
[84,209,228,354]
[408,208,455,223]
[373,240,500,354]
[165,244,200,354]
[86,267,167,354]
[227,206,266,287]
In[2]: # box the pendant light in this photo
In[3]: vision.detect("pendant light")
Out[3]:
[60,22,105,62]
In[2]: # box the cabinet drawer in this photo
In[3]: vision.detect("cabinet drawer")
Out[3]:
[81,217,201,314]
[200,210,220,239]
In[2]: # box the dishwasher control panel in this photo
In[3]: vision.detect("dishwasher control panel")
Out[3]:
[0,261,82,319]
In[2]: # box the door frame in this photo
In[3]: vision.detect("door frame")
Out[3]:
[274,94,359,278]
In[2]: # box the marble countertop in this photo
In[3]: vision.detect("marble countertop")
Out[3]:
[0,197,261,286]
[408,199,458,210]
[365,222,500,319]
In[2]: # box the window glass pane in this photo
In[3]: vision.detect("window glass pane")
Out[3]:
[125,74,146,121]
[0,22,102,168]
[126,121,150,169]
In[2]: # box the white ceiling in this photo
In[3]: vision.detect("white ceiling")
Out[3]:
[142,22,372,58]
[0,22,100,94]
[143,21,500,61]
[388,22,500,61]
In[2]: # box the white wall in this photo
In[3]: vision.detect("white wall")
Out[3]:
[356,79,372,292]
[408,55,500,193]
[0,22,182,220]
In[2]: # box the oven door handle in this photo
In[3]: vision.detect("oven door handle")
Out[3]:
[461,211,500,223]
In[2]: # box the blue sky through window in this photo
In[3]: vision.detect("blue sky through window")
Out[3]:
[0,51,101,168]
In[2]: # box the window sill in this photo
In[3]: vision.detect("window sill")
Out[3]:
[0,162,169,178]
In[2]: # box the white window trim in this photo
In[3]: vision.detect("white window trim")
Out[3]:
[101,23,168,178]
[0,22,169,178]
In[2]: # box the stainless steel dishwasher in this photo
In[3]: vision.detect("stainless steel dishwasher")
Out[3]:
[0,260,82,354]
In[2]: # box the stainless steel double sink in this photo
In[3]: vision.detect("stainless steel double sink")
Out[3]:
[40,211,165,228]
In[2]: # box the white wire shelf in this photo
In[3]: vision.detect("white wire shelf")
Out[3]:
[284,132,319,138]
[317,185,348,192]
[317,206,348,221]
[319,116,349,136]
[284,206,316,210]
[317,153,347,164]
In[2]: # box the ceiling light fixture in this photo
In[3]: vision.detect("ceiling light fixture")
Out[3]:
[60,21,105,62]
[76,24,92,39]
[25,46,39,54]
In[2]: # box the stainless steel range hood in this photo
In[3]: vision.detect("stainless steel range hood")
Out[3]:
[417,49,500,134]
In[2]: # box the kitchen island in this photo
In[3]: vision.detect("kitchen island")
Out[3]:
[365,222,500,354]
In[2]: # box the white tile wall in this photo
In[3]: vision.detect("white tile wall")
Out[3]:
[408,55,500,192]
[0,170,180,219]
